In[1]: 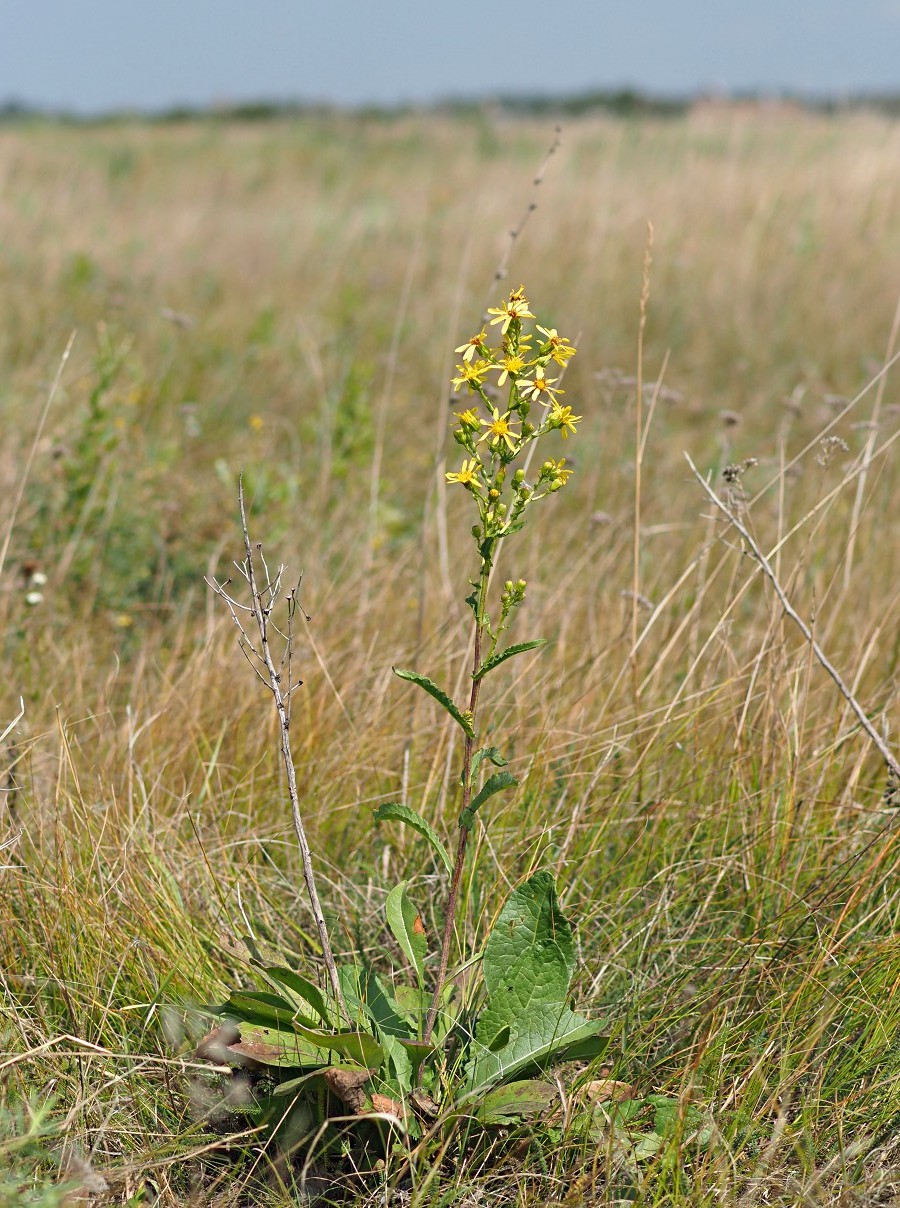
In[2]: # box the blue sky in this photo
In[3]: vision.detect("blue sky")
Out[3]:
[3,1,899,113]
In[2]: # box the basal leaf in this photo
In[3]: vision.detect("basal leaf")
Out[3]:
[476,1079,558,1123]
[474,639,547,681]
[227,1022,332,1069]
[385,882,428,986]
[221,991,316,1031]
[373,803,453,874]
[392,668,474,737]
[465,872,605,1090]
[291,1023,384,1068]
[263,967,331,1025]
[481,871,573,1002]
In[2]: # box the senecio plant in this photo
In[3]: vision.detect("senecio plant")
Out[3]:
[204,287,610,1174]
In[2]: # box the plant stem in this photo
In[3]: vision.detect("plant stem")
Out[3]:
[237,482,350,1023]
[422,564,489,1043]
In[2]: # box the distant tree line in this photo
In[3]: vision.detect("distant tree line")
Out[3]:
[3,89,900,125]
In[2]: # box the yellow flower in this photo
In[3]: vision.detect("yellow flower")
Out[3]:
[487,286,535,334]
[546,458,574,487]
[536,325,577,365]
[451,359,491,393]
[495,352,528,386]
[454,408,480,430]
[249,414,265,431]
[446,458,483,490]
[517,366,563,405]
[549,402,581,438]
[455,328,488,363]
[478,407,519,454]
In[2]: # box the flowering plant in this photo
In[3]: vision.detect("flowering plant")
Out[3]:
[204,287,606,1166]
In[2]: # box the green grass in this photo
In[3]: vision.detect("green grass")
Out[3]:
[2,106,900,1204]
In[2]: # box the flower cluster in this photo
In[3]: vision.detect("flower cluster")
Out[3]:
[446,287,579,549]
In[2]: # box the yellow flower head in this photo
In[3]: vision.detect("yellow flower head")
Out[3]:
[549,402,581,438]
[454,408,480,430]
[451,359,491,393]
[536,325,577,365]
[495,352,529,386]
[487,286,535,334]
[517,366,563,406]
[478,407,519,455]
[446,458,484,490]
[454,328,488,363]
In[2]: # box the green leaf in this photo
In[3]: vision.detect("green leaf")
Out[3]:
[466,747,508,786]
[262,967,331,1025]
[477,1079,558,1123]
[474,639,547,681]
[465,871,606,1090]
[392,668,474,737]
[385,882,428,986]
[227,1022,333,1068]
[291,1023,384,1068]
[373,803,453,874]
[220,991,316,1031]
[360,967,413,1039]
[463,771,518,823]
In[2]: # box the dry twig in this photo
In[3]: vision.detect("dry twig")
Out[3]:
[207,476,349,1020]
[686,453,900,783]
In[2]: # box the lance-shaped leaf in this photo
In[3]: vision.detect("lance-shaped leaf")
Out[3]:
[262,967,332,1025]
[385,882,428,986]
[219,990,317,1031]
[373,802,453,874]
[392,668,474,737]
[474,639,547,681]
[460,770,518,829]
[291,1023,384,1068]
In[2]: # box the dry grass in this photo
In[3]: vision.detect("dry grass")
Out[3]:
[1,106,900,1205]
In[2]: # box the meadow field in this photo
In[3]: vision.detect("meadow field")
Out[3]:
[2,107,900,1205]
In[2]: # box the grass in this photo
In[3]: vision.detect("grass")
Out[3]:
[1,105,900,1204]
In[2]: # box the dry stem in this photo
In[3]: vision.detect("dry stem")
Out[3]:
[207,477,349,1021]
[686,453,900,782]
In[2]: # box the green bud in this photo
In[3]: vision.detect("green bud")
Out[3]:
[549,479,563,491]
[472,525,481,539]
[505,580,514,592]
[514,468,525,484]
[517,579,526,590]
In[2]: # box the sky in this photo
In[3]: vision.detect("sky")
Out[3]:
[2,1,899,114]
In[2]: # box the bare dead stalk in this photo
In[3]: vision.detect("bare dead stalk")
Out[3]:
[207,477,349,1021]
[686,453,900,781]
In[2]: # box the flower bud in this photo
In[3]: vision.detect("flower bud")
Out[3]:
[513,469,525,485]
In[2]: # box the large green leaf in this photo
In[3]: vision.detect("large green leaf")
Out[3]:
[392,668,475,737]
[474,639,547,681]
[465,871,606,1090]
[373,803,453,874]
[385,882,428,987]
